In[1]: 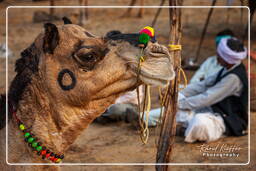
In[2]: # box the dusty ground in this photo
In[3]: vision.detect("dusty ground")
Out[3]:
[0,0,256,170]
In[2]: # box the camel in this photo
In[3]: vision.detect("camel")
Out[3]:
[0,18,174,170]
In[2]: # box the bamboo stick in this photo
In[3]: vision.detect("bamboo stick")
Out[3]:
[194,0,217,63]
[137,0,144,18]
[49,0,55,21]
[151,0,166,27]
[156,0,183,170]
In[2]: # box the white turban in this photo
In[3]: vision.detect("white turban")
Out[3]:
[217,38,247,64]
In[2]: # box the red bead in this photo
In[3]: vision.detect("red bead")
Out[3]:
[50,156,55,161]
[41,150,47,156]
[45,153,51,158]
[53,158,58,162]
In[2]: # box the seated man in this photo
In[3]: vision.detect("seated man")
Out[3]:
[147,37,248,143]
[190,29,234,83]
[179,37,247,142]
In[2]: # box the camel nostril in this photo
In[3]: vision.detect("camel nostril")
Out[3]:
[150,45,165,54]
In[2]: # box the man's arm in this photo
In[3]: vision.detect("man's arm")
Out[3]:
[179,74,243,110]
[181,71,219,97]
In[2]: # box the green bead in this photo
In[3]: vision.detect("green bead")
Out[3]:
[32,142,38,148]
[56,159,62,163]
[24,132,30,138]
[19,124,25,131]
[139,33,150,45]
[28,137,35,143]
[36,146,42,151]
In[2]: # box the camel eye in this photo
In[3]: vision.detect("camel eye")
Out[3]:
[72,45,108,71]
[78,52,96,62]
[73,49,99,71]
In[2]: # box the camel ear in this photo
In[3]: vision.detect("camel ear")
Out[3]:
[43,23,60,54]
[62,17,72,24]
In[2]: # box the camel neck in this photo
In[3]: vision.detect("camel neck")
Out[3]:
[14,80,66,153]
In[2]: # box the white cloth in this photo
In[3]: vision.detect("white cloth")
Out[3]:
[184,113,226,143]
[146,107,225,143]
[114,86,143,105]
[0,43,13,58]
[190,56,222,84]
[217,38,247,64]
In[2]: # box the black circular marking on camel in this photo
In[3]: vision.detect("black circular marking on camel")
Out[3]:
[57,69,76,91]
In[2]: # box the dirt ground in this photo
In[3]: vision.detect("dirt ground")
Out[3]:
[0,0,256,170]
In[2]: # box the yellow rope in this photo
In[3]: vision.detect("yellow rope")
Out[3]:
[157,83,169,127]
[136,51,143,129]
[178,67,188,90]
[140,56,145,63]
[168,44,182,51]
[168,44,187,89]
[135,45,187,144]
[153,44,186,148]
[137,48,145,130]
[154,66,187,147]
[154,86,167,147]
[135,48,152,144]
[159,84,169,106]
[158,85,168,121]
[140,85,151,144]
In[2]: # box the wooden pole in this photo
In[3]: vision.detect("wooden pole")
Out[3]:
[151,0,166,27]
[194,0,217,63]
[122,0,136,17]
[49,0,55,21]
[240,0,244,27]
[156,0,182,170]
[137,0,144,18]
[84,0,89,20]
[243,0,256,41]
[79,0,88,25]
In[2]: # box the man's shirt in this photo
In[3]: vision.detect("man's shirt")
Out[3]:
[179,63,243,110]
[190,56,222,83]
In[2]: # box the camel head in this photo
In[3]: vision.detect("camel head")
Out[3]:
[13,22,174,108]
[8,19,175,152]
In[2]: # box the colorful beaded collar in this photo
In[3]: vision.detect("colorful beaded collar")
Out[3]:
[10,105,64,163]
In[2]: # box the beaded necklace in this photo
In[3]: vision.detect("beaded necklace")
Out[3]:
[10,104,64,163]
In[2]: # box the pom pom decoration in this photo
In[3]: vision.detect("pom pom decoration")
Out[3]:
[139,26,154,37]
[139,33,150,45]
[138,26,155,46]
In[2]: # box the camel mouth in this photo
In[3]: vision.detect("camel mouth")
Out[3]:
[115,41,175,87]
[139,57,175,86]
[135,43,175,86]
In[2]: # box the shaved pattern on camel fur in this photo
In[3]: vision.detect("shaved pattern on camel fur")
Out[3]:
[0,20,174,170]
